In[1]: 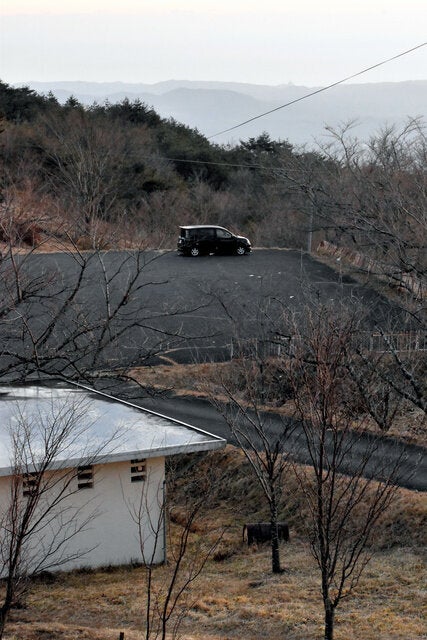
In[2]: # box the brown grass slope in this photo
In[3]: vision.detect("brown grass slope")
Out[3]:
[3,447,426,640]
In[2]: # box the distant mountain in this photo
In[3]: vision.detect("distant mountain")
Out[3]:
[20,80,427,146]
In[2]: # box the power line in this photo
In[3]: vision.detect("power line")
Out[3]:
[144,155,268,170]
[208,42,427,140]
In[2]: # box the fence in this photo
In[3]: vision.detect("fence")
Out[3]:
[230,331,427,360]
[317,240,425,300]
[367,331,426,353]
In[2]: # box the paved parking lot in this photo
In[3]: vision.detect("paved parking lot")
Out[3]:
[9,248,400,366]
[138,248,401,363]
[1,249,424,489]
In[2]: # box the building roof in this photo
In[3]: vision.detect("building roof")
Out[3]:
[0,383,226,476]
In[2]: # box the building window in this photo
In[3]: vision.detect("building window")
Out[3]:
[77,465,93,489]
[130,458,146,483]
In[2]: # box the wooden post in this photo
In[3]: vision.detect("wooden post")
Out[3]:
[119,632,124,640]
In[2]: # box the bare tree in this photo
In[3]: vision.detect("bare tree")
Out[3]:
[275,119,426,420]
[279,118,426,285]
[0,394,119,638]
[282,305,402,640]
[125,454,224,640]
[0,228,210,390]
[208,347,295,574]
[33,110,140,238]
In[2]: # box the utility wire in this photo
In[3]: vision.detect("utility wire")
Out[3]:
[144,155,268,170]
[208,42,427,140]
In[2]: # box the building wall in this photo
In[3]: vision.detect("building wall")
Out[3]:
[0,456,166,574]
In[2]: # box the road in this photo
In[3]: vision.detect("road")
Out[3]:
[116,386,426,492]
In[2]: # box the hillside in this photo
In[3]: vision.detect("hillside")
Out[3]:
[4,447,427,640]
[20,79,427,145]
[0,82,425,640]
[1,80,425,275]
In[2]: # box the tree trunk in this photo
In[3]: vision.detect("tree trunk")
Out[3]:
[0,571,17,640]
[0,604,9,640]
[269,501,282,574]
[324,599,335,640]
[271,526,282,573]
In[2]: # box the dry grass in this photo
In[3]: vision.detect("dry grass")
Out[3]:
[5,540,426,640]
[0,208,154,256]
[3,447,426,640]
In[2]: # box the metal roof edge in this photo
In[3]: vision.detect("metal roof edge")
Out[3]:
[0,438,225,478]
[57,379,227,446]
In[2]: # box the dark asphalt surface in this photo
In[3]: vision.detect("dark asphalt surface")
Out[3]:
[2,249,425,490]
[116,387,426,492]
[6,248,409,368]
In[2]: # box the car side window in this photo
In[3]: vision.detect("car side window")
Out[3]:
[216,229,232,239]
[202,229,215,239]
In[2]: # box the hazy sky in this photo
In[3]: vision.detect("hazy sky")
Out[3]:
[1,0,426,86]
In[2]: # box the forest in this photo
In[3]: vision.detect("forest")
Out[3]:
[0,79,425,293]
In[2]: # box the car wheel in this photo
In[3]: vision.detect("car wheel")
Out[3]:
[190,247,200,257]
[236,245,246,256]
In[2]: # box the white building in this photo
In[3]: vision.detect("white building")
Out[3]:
[0,382,226,572]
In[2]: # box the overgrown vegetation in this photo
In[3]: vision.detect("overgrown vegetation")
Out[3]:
[1,81,425,284]
[2,448,426,640]
[0,81,425,640]
[130,357,426,446]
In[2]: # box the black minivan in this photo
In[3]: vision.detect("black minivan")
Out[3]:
[177,225,251,257]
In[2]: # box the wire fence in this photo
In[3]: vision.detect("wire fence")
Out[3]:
[230,331,427,360]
